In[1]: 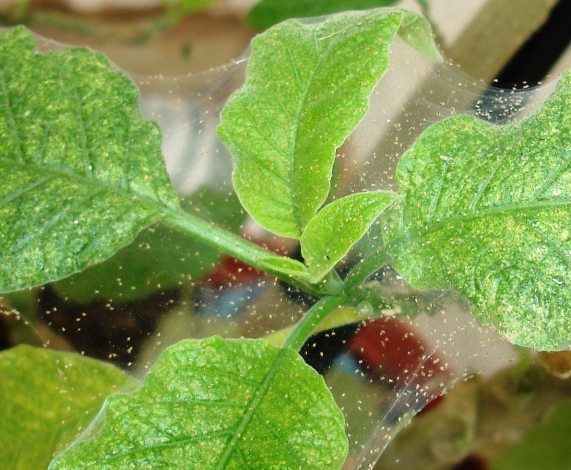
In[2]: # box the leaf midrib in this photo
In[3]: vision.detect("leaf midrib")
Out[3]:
[0,69,24,163]
[0,156,176,213]
[286,13,400,234]
[216,346,289,469]
[403,196,571,238]
[284,25,353,236]
[283,19,377,233]
[95,429,235,465]
[282,28,318,234]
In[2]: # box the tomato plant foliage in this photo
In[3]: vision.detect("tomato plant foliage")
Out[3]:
[0,345,133,469]
[383,72,571,350]
[0,27,178,293]
[1,4,571,469]
[50,337,347,470]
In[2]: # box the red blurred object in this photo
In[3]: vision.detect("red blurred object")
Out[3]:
[206,256,264,288]
[348,317,448,389]
[206,235,292,288]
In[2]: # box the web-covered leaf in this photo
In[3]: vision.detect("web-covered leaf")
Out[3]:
[246,0,401,30]
[0,345,133,470]
[51,188,245,303]
[301,191,396,282]
[383,70,571,350]
[0,27,178,293]
[49,336,348,469]
[218,8,437,239]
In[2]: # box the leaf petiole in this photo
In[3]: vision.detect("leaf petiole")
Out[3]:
[344,248,393,298]
[162,208,329,297]
[281,295,349,352]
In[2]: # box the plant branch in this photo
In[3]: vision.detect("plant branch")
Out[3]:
[344,249,393,298]
[281,295,348,352]
[162,208,327,298]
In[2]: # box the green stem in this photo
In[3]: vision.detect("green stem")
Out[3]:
[344,249,392,298]
[162,208,328,298]
[281,295,348,351]
[319,269,344,297]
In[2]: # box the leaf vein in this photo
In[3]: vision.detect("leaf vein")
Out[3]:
[11,189,104,253]
[468,149,508,212]
[241,105,291,161]
[258,410,307,467]
[58,64,93,178]
[281,33,304,93]
[524,220,571,268]
[530,150,571,200]
[98,429,234,464]
[281,35,313,231]
[0,157,169,212]
[0,174,56,210]
[427,198,571,232]
[0,69,24,162]
[426,159,450,222]
[215,348,289,469]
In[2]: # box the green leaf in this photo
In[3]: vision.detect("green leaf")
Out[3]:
[246,0,400,31]
[301,191,396,282]
[159,0,217,27]
[218,8,435,239]
[50,336,348,469]
[491,399,571,470]
[0,345,133,470]
[383,70,571,350]
[259,254,313,280]
[397,7,441,60]
[0,27,178,293]
[50,188,246,303]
